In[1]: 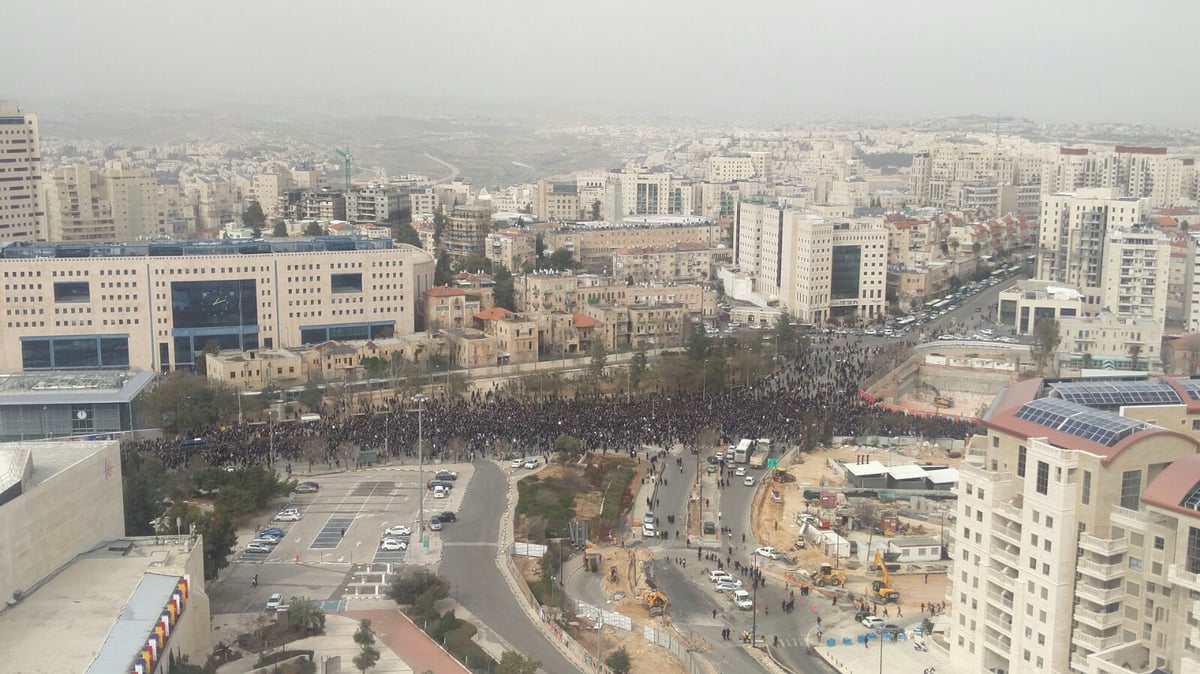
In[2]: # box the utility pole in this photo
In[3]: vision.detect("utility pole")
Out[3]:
[413,394,429,546]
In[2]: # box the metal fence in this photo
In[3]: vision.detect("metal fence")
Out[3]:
[569,598,707,674]
[513,541,547,558]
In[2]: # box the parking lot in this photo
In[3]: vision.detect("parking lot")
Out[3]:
[213,463,471,614]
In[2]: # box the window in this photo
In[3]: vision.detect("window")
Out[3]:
[1121,470,1142,510]
[21,335,129,369]
[331,273,363,293]
[1082,470,1092,505]
[54,281,90,303]
[1154,536,1165,551]
[1130,557,1143,571]
[1036,461,1049,495]
[1017,445,1027,477]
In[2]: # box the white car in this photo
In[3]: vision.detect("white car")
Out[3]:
[250,537,278,548]
[755,546,779,560]
[380,538,408,551]
[266,593,284,610]
[732,589,754,610]
[709,569,734,583]
[642,523,656,537]
[861,615,885,629]
[714,581,742,593]
[511,457,525,468]
[245,542,272,554]
[735,466,747,477]
[274,511,301,522]
[433,485,448,499]
[385,525,412,537]
[524,459,539,469]
[743,476,756,486]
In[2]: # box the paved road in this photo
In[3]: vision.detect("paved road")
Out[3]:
[439,460,584,674]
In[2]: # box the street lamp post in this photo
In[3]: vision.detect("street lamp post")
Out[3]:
[751,554,759,643]
[413,394,429,545]
[595,614,604,673]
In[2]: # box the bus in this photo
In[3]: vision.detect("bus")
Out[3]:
[734,438,753,464]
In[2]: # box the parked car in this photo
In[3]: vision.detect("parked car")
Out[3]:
[266,593,284,610]
[384,525,412,537]
[245,543,272,554]
[427,479,454,490]
[643,512,656,526]
[709,570,734,583]
[861,615,885,629]
[259,527,285,538]
[251,537,279,547]
[380,538,408,551]
[293,481,319,493]
[438,511,457,523]
[524,459,539,469]
[855,610,871,622]
[743,476,756,486]
[435,470,458,481]
[733,590,754,610]
[511,457,525,468]
[429,517,443,531]
[642,523,656,537]
[433,485,447,499]
[274,511,301,522]
[714,582,742,593]
[755,546,779,560]
[880,623,901,633]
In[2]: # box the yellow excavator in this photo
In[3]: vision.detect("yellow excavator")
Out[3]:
[643,590,670,616]
[872,550,901,603]
[813,563,846,587]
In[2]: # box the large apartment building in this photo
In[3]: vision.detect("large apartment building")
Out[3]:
[0,101,44,241]
[43,162,168,241]
[541,222,724,270]
[1038,188,1151,310]
[0,237,433,373]
[443,204,492,262]
[734,200,888,323]
[1045,146,1198,207]
[952,376,1200,674]
[910,145,1044,213]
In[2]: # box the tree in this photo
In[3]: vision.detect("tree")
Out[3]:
[971,241,982,257]
[456,253,492,274]
[287,596,326,636]
[391,221,423,248]
[497,651,541,674]
[547,247,575,270]
[1129,343,1143,371]
[243,200,266,237]
[535,233,546,259]
[304,221,325,236]
[588,339,608,382]
[432,210,447,245]
[686,326,710,362]
[352,619,380,673]
[143,372,238,436]
[493,265,516,310]
[605,647,632,674]
[628,347,648,390]
[121,451,169,536]
[388,569,451,607]
[591,199,602,221]
[199,509,238,579]
[553,433,582,462]
[434,252,453,286]
[774,310,798,359]
[271,219,289,237]
[1082,352,1094,369]
[1031,318,1062,375]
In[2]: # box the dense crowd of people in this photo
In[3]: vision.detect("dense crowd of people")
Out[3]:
[123,333,980,470]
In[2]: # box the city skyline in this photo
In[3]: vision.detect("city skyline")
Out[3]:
[4,0,1199,127]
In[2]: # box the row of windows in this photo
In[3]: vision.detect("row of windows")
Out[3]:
[21,335,130,369]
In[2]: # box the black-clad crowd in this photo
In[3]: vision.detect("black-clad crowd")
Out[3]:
[123,334,980,470]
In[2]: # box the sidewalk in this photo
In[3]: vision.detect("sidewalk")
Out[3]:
[808,609,968,674]
[340,608,470,674]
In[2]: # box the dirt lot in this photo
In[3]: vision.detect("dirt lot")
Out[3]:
[563,622,688,674]
[893,388,995,418]
[750,443,958,614]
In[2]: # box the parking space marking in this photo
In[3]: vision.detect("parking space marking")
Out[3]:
[319,598,348,612]
[310,516,355,549]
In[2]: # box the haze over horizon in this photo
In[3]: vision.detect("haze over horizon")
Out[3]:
[4,0,1197,128]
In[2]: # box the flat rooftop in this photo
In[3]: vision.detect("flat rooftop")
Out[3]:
[0,440,113,496]
[0,370,155,406]
[0,538,196,674]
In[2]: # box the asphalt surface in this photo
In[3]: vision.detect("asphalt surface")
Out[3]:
[439,460,585,674]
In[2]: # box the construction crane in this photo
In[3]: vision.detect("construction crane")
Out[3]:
[335,147,352,191]
[872,549,901,603]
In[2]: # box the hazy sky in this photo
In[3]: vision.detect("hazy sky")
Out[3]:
[5,0,1197,126]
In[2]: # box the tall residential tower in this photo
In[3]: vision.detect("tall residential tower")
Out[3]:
[0,101,44,241]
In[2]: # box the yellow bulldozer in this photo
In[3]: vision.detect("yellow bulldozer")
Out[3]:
[871,550,901,603]
[934,395,955,408]
[773,468,796,483]
[813,563,846,587]
[643,590,670,616]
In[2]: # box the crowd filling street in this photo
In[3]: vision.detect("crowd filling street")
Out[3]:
[124,333,978,473]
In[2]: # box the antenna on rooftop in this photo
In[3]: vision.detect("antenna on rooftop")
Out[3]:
[335,147,352,191]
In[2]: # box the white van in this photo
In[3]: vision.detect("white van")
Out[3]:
[642,522,656,537]
[433,485,448,499]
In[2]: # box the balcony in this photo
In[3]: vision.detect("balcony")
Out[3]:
[1168,564,1200,592]
[994,547,1019,568]
[1078,558,1124,581]
[988,567,1017,588]
[1075,607,1122,630]
[1079,534,1127,555]
[983,633,1010,654]
[987,589,1015,610]
[993,500,1022,522]
[993,525,1022,547]
[1110,506,1168,529]
[1076,582,1123,604]
[985,611,1013,633]
[1074,630,1122,652]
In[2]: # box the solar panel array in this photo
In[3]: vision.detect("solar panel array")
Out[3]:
[1183,485,1200,511]
[1047,380,1182,408]
[1014,397,1150,447]
[1177,379,1200,401]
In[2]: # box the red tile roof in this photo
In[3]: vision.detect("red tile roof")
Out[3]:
[572,313,600,328]
[1141,454,1200,518]
[425,286,467,298]
[474,307,513,322]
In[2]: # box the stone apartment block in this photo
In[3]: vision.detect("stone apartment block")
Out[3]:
[611,241,730,284]
[473,307,538,364]
[444,204,492,262]
[951,376,1200,674]
[542,222,724,270]
[423,285,483,332]
[0,237,434,373]
[997,280,1085,335]
[0,101,44,241]
[486,229,536,271]
[1056,310,1164,371]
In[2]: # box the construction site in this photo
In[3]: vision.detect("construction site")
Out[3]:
[868,346,1028,420]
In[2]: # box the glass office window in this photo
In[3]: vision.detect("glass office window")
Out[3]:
[21,340,51,369]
